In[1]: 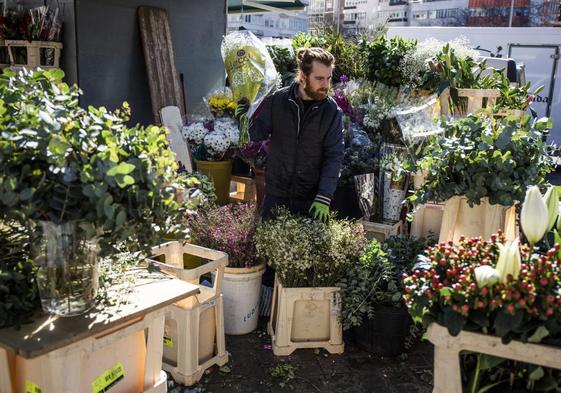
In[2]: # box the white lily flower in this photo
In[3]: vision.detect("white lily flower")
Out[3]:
[544,186,560,232]
[474,265,499,288]
[496,239,521,283]
[521,186,549,245]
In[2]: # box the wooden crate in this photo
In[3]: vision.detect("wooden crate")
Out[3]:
[230,175,256,203]
[428,323,561,393]
[4,40,62,71]
[410,202,445,240]
[0,39,9,69]
[439,88,500,117]
[361,220,403,242]
[148,241,229,386]
[0,268,198,393]
[267,277,344,356]
[439,196,518,244]
[439,88,526,119]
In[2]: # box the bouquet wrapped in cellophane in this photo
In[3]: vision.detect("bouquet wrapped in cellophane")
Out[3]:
[221,30,278,146]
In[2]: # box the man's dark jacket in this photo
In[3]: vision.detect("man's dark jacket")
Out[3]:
[249,82,344,206]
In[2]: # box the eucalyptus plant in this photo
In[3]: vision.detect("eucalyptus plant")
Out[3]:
[407,114,555,207]
[0,68,190,256]
[339,235,428,330]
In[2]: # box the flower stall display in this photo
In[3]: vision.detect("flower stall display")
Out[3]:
[406,114,555,243]
[222,29,278,146]
[183,117,240,205]
[403,184,561,392]
[339,235,428,356]
[0,5,63,70]
[256,209,365,355]
[188,203,264,335]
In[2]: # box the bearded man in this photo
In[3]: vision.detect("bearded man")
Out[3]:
[246,47,344,222]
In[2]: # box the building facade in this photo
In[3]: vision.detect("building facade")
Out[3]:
[340,0,558,30]
[227,12,308,37]
[308,0,345,32]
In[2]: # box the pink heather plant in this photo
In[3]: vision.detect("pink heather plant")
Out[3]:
[189,203,257,268]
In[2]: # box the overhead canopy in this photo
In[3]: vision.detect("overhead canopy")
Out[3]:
[227,0,307,15]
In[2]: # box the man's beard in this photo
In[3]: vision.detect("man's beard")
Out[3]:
[304,77,328,100]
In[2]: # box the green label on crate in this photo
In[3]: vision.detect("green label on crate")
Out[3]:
[91,362,125,393]
[25,380,41,393]
[163,335,174,348]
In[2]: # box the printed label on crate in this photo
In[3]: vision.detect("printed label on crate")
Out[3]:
[25,380,41,393]
[91,362,125,393]
[163,335,174,348]
[331,292,341,315]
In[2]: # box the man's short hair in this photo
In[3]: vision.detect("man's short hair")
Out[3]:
[295,47,335,84]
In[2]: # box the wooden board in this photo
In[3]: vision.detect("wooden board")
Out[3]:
[138,6,186,124]
[0,267,199,359]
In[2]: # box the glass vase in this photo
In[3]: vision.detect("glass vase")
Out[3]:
[32,221,99,317]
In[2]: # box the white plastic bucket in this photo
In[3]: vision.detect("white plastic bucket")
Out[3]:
[219,263,266,335]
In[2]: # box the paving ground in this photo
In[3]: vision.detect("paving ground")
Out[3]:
[166,318,434,393]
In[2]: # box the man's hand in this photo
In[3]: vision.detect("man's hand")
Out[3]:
[309,202,329,223]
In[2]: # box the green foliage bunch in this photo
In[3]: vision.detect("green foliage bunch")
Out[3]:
[491,70,544,112]
[255,209,365,288]
[360,35,417,88]
[292,30,364,82]
[0,68,191,256]
[408,115,555,207]
[266,45,297,87]
[339,235,427,330]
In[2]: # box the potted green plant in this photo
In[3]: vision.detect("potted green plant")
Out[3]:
[0,68,191,317]
[339,235,427,356]
[407,114,554,243]
[188,202,263,335]
[256,209,365,355]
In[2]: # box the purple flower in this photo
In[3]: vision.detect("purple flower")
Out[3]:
[239,139,270,170]
[339,74,349,83]
[188,203,258,268]
[334,92,351,116]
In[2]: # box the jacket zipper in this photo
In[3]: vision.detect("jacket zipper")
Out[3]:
[289,98,301,139]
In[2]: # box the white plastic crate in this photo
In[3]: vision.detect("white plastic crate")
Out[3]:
[267,277,344,356]
[148,241,229,386]
[428,323,561,393]
[361,220,403,242]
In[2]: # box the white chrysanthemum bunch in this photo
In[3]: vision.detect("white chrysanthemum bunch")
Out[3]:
[204,131,231,156]
[182,121,209,145]
[214,117,240,146]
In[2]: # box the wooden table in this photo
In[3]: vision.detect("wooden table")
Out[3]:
[0,267,199,393]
